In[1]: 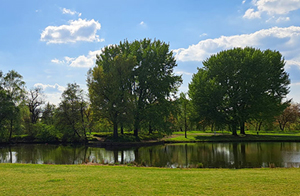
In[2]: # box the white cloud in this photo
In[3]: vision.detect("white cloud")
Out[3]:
[34,83,66,92]
[242,0,246,4]
[175,71,193,76]
[199,33,208,37]
[173,26,300,64]
[40,18,103,44]
[61,8,82,17]
[140,21,145,25]
[51,50,102,68]
[244,0,300,20]
[243,8,261,19]
[276,16,290,23]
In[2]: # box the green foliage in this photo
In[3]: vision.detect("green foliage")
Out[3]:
[32,123,59,142]
[189,47,290,135]
[88,39,182,139]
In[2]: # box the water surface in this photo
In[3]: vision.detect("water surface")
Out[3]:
[1,142,300,168]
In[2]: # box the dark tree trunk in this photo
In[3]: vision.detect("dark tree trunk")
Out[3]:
[120,125,124,135]
[9,119,13,142]
[113,122,118,139]
[232,123,237,136]
[149,123,153,134]
[240,121,245,135]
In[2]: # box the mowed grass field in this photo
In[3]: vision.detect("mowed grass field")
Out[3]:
[1,164,300,195]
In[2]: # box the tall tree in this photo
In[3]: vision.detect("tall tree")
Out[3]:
[55,83,88,141]
[1,70,26,140]
[88,53,136,139]
[189,47,290,135]
[129,39,182,137]
[88,39,182,138]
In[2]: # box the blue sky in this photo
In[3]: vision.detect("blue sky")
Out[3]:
[1,0,300,105]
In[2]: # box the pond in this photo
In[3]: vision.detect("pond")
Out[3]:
[1,142,300,168]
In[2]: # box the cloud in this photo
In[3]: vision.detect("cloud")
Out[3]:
[276,16,290,23]
[61,8,82,17]
[199,33,208,37]
[34,83,65,92]
[51,50,102,68]
[175,71,193,76]
[173,26,300,66]
[40,18,103,44]
[243,0,300,20]
[242,0,246,4]
[243,8,261,19]
[140,21,145,25]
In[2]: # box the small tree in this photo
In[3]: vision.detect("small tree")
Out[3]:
[276,103,300,131]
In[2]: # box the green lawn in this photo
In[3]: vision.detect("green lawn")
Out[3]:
[0,164,300,195]
[164,131,300,142]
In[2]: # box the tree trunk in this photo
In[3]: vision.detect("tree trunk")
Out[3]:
[113,122,118,139]
[232,123,237,136]
[120,124,124,135]
[240,121,245,135]
[9,119,13,142]
[149,123,153,134]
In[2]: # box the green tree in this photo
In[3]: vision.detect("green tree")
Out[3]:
[88,39,182,138]
[189,47,290,135]
[55,83,88,142]
[88,52,136,139]
[0,70,26,140]
[129,39,182,137]
[41,102,56,125]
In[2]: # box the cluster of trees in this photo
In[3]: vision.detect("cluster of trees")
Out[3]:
[0,41,298,143]
[0,71,92,142]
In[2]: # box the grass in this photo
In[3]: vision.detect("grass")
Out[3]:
[0,164,300,195]
[164,130,300,143]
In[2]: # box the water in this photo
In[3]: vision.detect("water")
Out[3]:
[1,142,300,168]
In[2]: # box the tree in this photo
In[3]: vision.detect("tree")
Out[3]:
[129,39,182,137]
[41,102,56,125]
[276,103,300,131]
[88,52,136,139]
[189,47,290,135]
[88,39,182,138]
[0,70,26,140]
[26,87,45,124]
[55,83,88,141]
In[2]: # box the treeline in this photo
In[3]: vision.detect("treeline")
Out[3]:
[0,39,299,143]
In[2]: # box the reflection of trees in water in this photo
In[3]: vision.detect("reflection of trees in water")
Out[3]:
[1,142,300,168]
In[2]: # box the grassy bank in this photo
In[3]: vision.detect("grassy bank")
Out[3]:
[0,164,299,195]
[163,131,300,143]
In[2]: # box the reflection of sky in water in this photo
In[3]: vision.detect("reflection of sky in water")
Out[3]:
[2,143,300,168]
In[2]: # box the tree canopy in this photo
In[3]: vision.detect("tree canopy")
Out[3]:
[189,47,290,135]
[88,39,182,139]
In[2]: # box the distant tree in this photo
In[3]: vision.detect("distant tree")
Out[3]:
[276,103,300,131]
[189,47,290,135]
[41,102,56,125]
[25,87,45,124]
[0,70,26,140]
[55,83,88,141]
